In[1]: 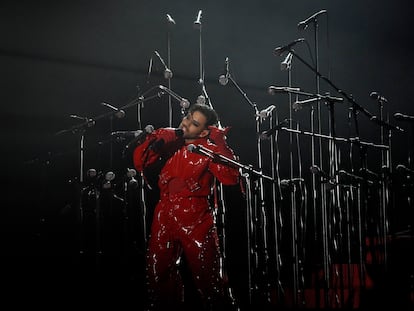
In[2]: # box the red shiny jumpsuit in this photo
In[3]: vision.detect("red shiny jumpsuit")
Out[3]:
[133,128,240,309]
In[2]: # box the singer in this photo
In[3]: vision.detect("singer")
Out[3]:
[133,103,240,310]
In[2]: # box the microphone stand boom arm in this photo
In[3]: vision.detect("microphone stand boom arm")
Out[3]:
[189,144,274,182]
[287,49,373,119]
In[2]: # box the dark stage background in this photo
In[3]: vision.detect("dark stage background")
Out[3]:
[1,0,414,309]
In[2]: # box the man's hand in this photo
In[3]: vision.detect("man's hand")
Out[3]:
[157,127,183,143]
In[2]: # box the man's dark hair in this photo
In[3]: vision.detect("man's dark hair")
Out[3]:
[188,103,219,127]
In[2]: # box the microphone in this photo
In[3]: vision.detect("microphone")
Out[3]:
[257,105,276,119]
[218,57,230,86]
[280,52,293,71]
[86,168,98,179]
[196,94,206,105]
[70,114,95,127]
[187,143,216,159]
[70,114,89,121]
[359,167,380,181]
[85,168,102,185]
[310,165,330,180]
[396,164,414,176]
[154,50,173,79]
[370,91,388,103]
[268,85,301,95]
[280,178,305,188]
[166,13,176,25]
[194,10,202,29]
[122,124,155,150]
[101,102,126,118]
[102,171,116,189]
[126,168,137,178]
[187,143,198,153]
[292,97,319,111]
[370,115,404,132]
[111,130,144,138]
[394,112,414,122]
[297,9,327,30]
[126,168,138,189]
[293,95,343,111]
[259,118,289,139]
[337,169,364,184]
[273,38,305,56]
[158,85,190,109]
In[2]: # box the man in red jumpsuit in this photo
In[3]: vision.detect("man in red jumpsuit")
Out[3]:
[133,103,240,310]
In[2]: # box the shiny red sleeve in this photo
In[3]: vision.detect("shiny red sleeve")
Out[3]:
[208,142,240,185]
[133,127,184,172]
[132,134,158,172]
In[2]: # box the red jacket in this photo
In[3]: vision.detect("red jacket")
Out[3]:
[133,128,239,201]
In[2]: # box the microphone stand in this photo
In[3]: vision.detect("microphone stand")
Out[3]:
[259,106,285,306]
[282,54,302,307]
[313,18,331,307]
[382,101,392,270]
[298,12,325,304]
[166,14,174,127]
[224,73,272,307]
[272,127,390,151]
[55,117,96,268]
[266,111,284,304]
[283,50,373,120]
[278,48,393,307]
[193,12,238,307]
[326,97,348,307]
[308,21,326,305]
[55,86,163,264]
[56,86,165,179]
[373,97,392,274]
[194,11,210,109]
[127,88,164,247]
[346,102,369,293]
[190,144,274,181]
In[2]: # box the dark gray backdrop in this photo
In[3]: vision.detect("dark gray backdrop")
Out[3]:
[1,0,413,308]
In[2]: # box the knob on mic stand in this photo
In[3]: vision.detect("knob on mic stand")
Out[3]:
[218,57,230,86]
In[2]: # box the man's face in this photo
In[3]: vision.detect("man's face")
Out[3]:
[179,110,209,142]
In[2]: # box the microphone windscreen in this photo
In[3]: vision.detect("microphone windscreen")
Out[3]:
[187,144,196,152]
[164,68,173,79]
[369,91,379,99]
[115,110,126,119]
[181,99,190,109]
[218,75,228,86]
[126,168,137,178]
[394,112,405,120]
[145,124,155,133]
[196,95,206,105]
[309,165,320,175]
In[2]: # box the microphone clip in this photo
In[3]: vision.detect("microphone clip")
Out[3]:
[259,118,289,139]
